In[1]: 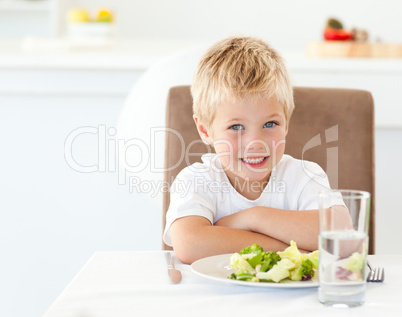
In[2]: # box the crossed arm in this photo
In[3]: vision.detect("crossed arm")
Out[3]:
[170,206,319,264]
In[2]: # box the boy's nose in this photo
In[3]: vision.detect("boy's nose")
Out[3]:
[242,129,268,147]
[243,139,270,153]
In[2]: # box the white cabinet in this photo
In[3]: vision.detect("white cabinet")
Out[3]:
[0,0,51,37]
[0,0,50,11]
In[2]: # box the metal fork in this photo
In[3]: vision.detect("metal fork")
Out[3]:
[366,262,385,283]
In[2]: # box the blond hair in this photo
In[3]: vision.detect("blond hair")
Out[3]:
[191,36,294,128]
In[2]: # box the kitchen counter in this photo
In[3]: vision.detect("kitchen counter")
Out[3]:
[1,38,402,72]
[0,38,210,70]
[1,38,402,128]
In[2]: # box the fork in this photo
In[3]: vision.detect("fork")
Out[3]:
[366,262,385,283]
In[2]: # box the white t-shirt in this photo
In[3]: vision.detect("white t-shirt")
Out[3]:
[163,153,332,246]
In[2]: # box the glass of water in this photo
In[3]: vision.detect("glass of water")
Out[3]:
[318,190,371,307]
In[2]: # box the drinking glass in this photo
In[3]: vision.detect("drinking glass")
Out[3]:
[318,190,371,307]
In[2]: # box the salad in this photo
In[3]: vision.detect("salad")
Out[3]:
[228,241,319,283]
[336,251,365,281]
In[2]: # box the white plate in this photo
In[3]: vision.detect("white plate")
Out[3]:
[191,253,319,288]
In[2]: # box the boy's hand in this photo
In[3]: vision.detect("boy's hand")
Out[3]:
[216,206,320,252]
[170,215,289,264]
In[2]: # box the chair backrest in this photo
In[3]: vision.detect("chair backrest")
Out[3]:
[163,85,375,254]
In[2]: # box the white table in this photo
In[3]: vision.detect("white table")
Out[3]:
[43,252,401,317]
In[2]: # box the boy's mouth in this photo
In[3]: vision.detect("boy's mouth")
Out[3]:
[240,156,269,166]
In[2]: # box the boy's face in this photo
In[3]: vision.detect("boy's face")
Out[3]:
[194,95,288,189]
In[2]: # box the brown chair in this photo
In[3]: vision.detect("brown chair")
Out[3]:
[162,85,375,254]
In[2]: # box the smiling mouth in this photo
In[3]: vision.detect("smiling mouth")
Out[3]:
[240,156,269,165]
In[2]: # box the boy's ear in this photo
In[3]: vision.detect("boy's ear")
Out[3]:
[193,114,214,145]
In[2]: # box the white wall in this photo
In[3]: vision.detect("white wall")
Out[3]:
[2,0,402,51]
[112,0,402,50]
[0,10,50,38]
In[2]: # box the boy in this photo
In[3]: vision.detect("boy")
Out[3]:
[163,36,332,264]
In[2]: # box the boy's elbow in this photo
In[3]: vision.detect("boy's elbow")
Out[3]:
[170,216,212,264]
[172,231,207,264]
[173,245,198,264]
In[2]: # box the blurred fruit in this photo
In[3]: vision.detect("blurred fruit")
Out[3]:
[323,18,353,41]
[352,28,369,42]
[326,18,343,30]
[67,8,90,23]
[96,8,113,23]
[324,28,353,41]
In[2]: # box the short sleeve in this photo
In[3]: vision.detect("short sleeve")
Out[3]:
[297,162,332,210]
[163,169,216,246]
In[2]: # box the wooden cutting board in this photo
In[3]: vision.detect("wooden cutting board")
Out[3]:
[307,41,402,58]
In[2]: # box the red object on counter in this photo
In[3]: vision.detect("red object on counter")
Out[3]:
[323,28,353,41]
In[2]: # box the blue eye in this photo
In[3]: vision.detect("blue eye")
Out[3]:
[264,121,277,128]
[230,124,244,131]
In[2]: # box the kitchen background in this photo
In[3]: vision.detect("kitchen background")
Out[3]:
[1,1,402,316]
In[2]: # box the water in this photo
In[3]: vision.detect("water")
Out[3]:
[318,230,368,307]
